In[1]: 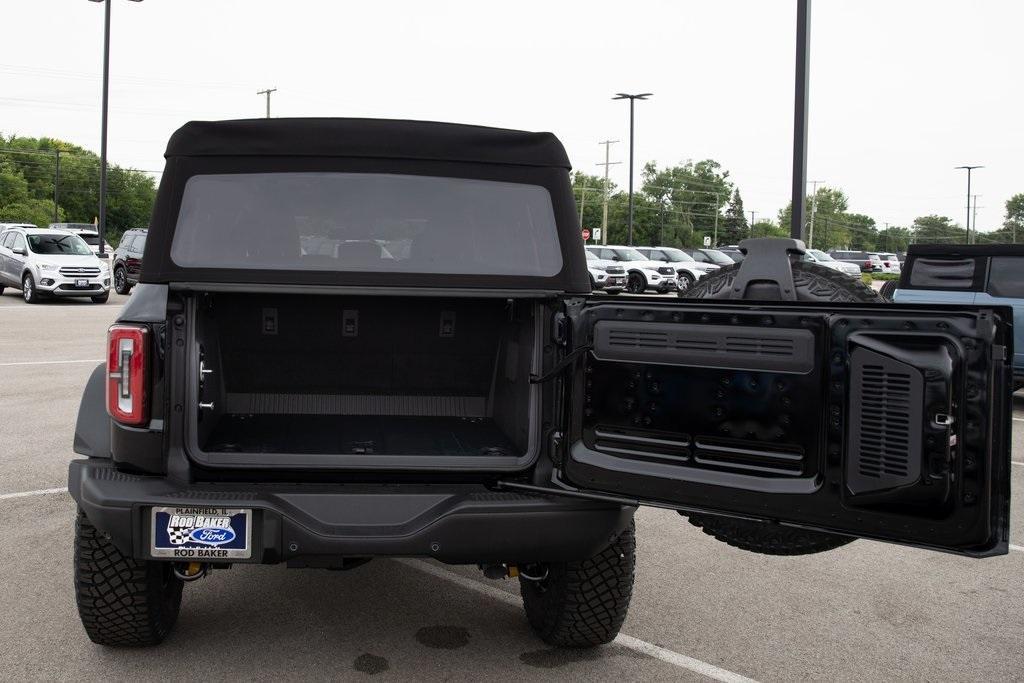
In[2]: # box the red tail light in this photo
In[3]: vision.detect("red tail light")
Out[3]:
[106,324,150,426]
[864,260,871,267]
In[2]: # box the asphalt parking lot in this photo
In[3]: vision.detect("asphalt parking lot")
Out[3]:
[1,288,1022,681]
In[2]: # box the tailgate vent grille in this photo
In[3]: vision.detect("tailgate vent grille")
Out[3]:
[847,348,923,494]
[857,366,912,478]
[594,321,814,373]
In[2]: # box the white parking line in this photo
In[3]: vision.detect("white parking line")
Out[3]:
[398,558,758,683]
[0,487,67,501]
[0,359,103,367]
[1013,417,1024,423]
[1014,462,1024,468]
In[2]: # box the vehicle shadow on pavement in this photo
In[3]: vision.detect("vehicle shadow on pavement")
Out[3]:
[0,496,686,682]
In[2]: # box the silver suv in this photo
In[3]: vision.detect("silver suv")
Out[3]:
[0,226,110,303]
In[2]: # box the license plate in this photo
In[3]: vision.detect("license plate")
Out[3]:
[150,506,252,559]
[76,278,88,287]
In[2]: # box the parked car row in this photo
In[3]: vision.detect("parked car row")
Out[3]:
[829,250,902,274]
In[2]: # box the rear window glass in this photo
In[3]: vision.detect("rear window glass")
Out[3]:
[170,173,563,277]
[987,257,1024,298]
[908,257,978,289]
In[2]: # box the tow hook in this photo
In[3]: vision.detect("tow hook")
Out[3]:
[480,563,521,580]
[480,563,547,582]
[173,562,209,582]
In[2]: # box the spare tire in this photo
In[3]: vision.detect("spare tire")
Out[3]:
[685,260,883,303]
[681,259,878,555]
[878,279,898,301]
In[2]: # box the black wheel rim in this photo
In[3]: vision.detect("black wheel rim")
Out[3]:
[115,269,125,291]
[627,275,644,293]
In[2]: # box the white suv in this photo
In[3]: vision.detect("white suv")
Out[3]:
[0,226,111,303]
[586,245,679,294]
[635,246,711,290]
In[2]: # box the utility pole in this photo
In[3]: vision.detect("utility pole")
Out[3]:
[257,88,277,118]
[578,186,593,229]
[807,179,824,247]
[88,0,144,255]
[613,93,653,246]
[712,192,720,247]
[596,139,620,245]
[52,149,61,222]
[790,0,812,240]
[955,165,982,244]
[972,195,982,243]
[749,210,757,237]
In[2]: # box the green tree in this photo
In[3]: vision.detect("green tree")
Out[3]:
[1000,193,1024,243]
[641,160,732,248]
[0,198,64,228]
[876,225,912,252]
[0,158,30,207]
[751,218,786,238]
[719,188,748,245]
[837,213,877,250]
[0,134,156,242]
[912,215,965,244]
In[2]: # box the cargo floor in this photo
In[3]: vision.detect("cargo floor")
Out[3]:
[203,415,519,456]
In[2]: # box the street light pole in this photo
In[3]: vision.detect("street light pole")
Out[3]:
[613,93,652,246]
[955,165,982,244]
[97,0,111,256]
[89,0,143,256]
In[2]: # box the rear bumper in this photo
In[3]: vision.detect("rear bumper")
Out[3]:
[69,459,634,565]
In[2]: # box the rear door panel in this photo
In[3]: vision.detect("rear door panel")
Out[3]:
[562,299,1012,556]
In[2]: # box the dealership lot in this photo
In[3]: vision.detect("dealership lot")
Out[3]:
[1,290,1022,681]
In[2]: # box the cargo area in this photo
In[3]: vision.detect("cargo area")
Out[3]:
[189,294,539,465]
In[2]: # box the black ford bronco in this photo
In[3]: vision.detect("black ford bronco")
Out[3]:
[70,118,1013,648]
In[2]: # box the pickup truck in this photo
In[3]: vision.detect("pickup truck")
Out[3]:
[69,118,1014,650]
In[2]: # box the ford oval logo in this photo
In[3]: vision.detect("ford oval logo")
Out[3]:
[189,527,236,546]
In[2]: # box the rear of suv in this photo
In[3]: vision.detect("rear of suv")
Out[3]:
[894,243,1024,388]
[68,118,1015,651]
[830,249,883,272]
[111,228,147,294]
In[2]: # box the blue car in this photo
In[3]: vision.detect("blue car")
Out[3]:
[893,244,1024,388]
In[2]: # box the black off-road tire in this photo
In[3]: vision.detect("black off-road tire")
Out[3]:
[626,272,646,294]
[682,258,877,555]
[520,521,635,648]
[113,265,132,295]
[75,510,183,646]
[878,279,898,301]
[684,514,855,555]
[685,260,883,303]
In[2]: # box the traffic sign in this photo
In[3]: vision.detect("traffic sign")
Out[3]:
[703,235,712,247]
[582,228,591,240]
[593,228,602,240]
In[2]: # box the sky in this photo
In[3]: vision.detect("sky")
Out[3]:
[2,0,1021,233]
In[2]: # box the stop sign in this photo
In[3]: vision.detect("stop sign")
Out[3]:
[581,228,591,240]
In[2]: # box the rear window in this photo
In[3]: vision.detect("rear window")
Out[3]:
[987,257,1024,298]
[169,173,563,277]
[907,257,980,289]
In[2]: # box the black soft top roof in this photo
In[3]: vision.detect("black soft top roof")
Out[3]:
[906,243,1024,259]
[165,118,572,169]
